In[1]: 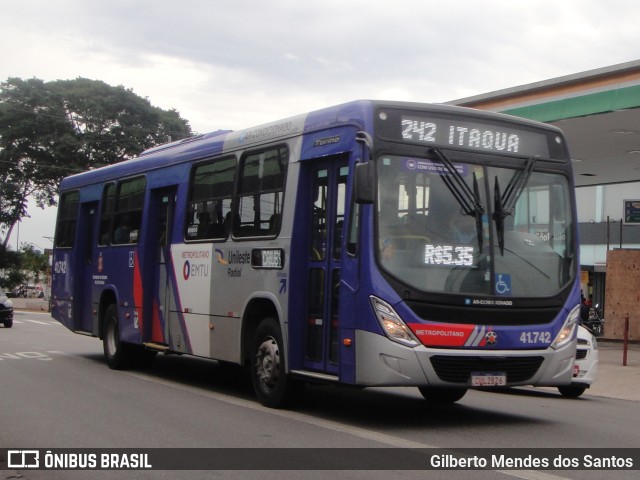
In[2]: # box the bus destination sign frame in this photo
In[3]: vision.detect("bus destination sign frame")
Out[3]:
[374,108,567,160]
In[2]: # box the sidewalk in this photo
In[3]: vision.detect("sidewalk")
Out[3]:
[11,297,50,312]
[586,340,640,402]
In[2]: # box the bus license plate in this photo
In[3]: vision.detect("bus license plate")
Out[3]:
[471,373,506,387]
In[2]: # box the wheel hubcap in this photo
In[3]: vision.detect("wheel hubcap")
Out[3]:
[107,320,117,356]
[255,336,279,391]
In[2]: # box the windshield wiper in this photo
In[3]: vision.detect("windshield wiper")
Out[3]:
[493,157,536,255]
[429,148,485,252]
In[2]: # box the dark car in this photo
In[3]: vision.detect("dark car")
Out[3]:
[0,287,14,328]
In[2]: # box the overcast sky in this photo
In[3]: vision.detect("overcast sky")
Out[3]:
[3,0,639,250]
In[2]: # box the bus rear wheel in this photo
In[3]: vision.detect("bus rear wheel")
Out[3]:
[418,386,467,404]
[102,303,133,370]
[250,317,303,408]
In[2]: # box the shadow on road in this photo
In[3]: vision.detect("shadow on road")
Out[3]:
[80,350,552,432]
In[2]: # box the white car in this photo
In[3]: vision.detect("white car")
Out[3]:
[558,325,598,398]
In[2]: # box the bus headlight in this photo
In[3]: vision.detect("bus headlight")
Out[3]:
[551,305,580,350]
[369,296,419,347]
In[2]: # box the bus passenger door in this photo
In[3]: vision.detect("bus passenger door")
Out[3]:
[78,202,98,334]
[304,159,349,375]
[144,187,176,346]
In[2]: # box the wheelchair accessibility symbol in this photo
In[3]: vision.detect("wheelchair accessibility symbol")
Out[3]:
[495,274,511,295]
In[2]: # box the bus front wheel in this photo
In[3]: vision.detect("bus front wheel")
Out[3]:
[558,384,587,398]
[250,317,303,408]
[102,303,133,370]
[418,386,467,404]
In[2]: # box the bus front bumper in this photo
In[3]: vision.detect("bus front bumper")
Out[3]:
[354,329,576,388]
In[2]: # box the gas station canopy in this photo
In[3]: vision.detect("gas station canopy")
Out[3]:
[450,60,640,187]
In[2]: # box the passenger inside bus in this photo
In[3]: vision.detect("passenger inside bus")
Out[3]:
[113,215,132,244]
[268,213,281,235]
[197,211,211,238]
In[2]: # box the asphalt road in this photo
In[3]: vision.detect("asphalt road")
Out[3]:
[1,311,639,480]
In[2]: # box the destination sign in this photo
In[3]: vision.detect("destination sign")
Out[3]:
[374,107,567,159]
[399,115,550,157]
[251,248,285,269]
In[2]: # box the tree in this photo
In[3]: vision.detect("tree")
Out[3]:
[0,77,193,246]
[0,243,49,291]
[0,243,23,289]
[19,244,50,286]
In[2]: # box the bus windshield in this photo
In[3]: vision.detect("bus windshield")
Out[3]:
[376,154,575,298]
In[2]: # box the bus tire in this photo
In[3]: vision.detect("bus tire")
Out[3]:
[418,386,467,404]
[250,317,303,408]
[102,303,133,370]
[558,384,587,398]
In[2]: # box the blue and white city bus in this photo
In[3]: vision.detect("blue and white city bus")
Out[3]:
[51,100,580,407]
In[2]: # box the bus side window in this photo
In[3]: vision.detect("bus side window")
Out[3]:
[333,166,349,260]
[186,157,236,241]
[311,169,328,260]
[346,203,358,255]
[111,177,145,245]
[54,191,80,248]
[99,183,116,245]
[234,147,287,238]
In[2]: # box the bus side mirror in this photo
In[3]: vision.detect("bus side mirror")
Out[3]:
[354,162,375,204]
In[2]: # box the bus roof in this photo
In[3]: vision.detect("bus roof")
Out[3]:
[59,99,563,191]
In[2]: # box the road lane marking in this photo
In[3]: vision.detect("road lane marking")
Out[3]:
[0,351,53,361]
[127,371,571,479]
[129,370,431,448]
[10,318,61,326]
[25,319,54,325]
[128,370,431,448]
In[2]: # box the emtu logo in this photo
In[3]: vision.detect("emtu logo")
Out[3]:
[183,259,210,280]
[215,249,228,265]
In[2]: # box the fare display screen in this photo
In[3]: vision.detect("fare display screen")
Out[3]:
[424,245,474,267]
[375,108,568,160]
